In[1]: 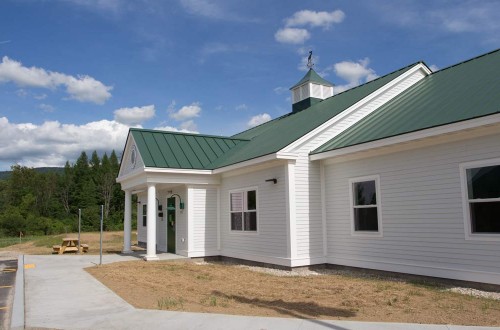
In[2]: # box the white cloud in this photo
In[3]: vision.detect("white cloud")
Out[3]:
[61,0,123,14]
[180,120,198,132]
[179,0,254,22]
[0,56,112,104]
[275,28,310,44]
[39,104,55,113]
[153,126,197,134]
[274,86,288,94]
[169,102,201,121]
[285,10,345,29]
[371,1,500,43]
[0,116,130,169]
[16,89,27,97]
[34,93,47,100]
[331,58,378,93]
[429,64,439,72]
[247,113,271,127]
[114,105,155,125]
[235,104,248,111]
[198,42,249,64]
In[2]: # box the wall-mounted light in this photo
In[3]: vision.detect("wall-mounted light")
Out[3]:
[169,193,185,210]
[265,178,277,184]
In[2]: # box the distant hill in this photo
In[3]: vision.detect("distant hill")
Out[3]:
[0,167,64,180]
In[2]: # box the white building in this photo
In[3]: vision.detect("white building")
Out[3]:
[117,49,500,285]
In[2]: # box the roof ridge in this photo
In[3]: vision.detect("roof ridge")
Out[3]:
[429,48,500,75]
[130,128,249,141]
[230,112,292,138]
[324,60,425,100]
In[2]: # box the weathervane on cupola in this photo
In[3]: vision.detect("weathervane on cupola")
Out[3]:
[307,50,314,69]
[289,50,334,113]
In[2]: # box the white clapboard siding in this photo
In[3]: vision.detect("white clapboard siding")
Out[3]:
[286,68,428,263]
[220,165,287,262]
[324,132,500,284]
[190,186,218,256]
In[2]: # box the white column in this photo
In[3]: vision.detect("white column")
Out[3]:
[122,190,132,254]
[145,183,159,261]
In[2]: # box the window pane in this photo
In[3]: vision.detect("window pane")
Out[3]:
[143,204,147,227]
[244,211,257,231]
[231,213,242,230]
[354,181,377,206]
[354,207,378,231]
[470,202,500,233]
[247,190,256,210]
[230,192,243,212]
[467,165,500,199]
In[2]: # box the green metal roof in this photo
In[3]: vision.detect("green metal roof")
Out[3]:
[290,68,334,89]
[208,62,416,169]
[313,48,500,155]
[127,61,416,170]
[130,129,248,170]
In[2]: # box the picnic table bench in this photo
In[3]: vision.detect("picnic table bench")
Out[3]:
[52,238,89,254]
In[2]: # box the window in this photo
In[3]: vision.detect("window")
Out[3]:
[142,204,147,227]
[349,176,382,235]
[230,188,257,232]
[461,160,500,238]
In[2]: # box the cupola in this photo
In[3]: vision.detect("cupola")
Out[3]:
[290,52,334,112]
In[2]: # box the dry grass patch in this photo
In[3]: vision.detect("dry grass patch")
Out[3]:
[86,260,500,326]
[0,231,142,255]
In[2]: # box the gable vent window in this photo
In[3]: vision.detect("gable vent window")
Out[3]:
[230,188,257,232]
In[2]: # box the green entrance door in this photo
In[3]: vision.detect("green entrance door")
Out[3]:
[167,197,176,253]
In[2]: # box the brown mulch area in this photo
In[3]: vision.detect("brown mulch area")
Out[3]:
[86,259,500,326]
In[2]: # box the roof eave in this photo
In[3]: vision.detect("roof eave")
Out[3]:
[310,113,500,161]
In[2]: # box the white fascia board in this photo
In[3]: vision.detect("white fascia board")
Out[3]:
[118,167,212,183]
[117,131,132,178]
[212,152,298,174]
[143,167,212,175]
[310,113,500,161]
[280,63,431,154]
[116,167,144,183]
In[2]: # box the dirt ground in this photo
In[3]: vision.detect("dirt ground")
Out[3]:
[87,259,500,326]
[0,231,142,255]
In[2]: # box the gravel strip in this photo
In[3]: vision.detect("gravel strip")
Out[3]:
[447,287,500,300]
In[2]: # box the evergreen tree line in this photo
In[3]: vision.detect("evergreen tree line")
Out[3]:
[0,150,131,237]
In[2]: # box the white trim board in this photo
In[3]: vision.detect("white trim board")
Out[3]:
[312,114,500,162]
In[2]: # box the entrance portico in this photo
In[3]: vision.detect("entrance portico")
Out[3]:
[118,172,219,261]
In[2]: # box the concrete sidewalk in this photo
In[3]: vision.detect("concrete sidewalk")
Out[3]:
[18,253,499,330]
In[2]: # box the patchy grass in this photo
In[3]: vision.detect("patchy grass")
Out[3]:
[0,231,141,255]
[157,296,184,310]
[86,260,500,326]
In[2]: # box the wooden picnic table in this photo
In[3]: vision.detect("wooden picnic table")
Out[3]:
[52,238,89,254]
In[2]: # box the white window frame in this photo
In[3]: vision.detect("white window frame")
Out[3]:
[229,186,259,234]
[460,158,500,241]
[348,175,383,237]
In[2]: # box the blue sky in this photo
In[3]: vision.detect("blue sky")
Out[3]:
[0,0,499,170]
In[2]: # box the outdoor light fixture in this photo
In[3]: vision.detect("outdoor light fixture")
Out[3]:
[265,178,278,184]
[169,193,185,210]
